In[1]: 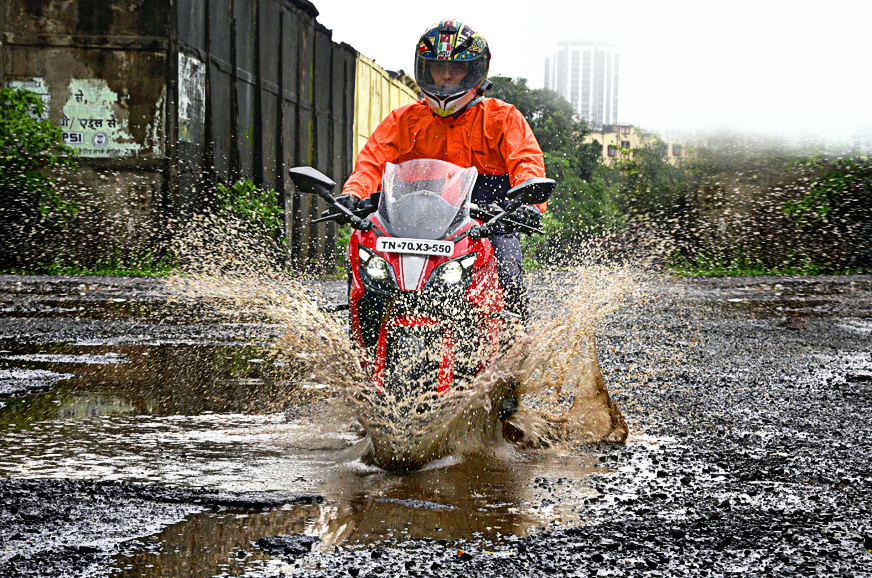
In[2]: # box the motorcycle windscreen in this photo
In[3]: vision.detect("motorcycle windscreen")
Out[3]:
[379,159,477,240]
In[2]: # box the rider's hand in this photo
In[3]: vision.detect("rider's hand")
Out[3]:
[510,205,542,231]
[328,194,360,223]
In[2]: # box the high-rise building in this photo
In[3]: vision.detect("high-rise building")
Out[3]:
[544,40,619,128]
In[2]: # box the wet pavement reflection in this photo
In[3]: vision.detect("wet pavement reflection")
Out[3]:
[111,451,597,577]
[0,334,600,577]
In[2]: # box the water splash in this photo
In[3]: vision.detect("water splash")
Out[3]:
[166,265,642,472]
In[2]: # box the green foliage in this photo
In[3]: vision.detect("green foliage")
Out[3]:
[667,249,833,277]
[215,179,289,266]
[44,248,179,277]
[216,179,284,232]
[783,156,872,228]
[335,224,352,268]
[488,77,618,243]
[612,136,693,221]
[0,87,78,226]
[544,165,626,238]
[484,80,870,274]
[660,139,872,275]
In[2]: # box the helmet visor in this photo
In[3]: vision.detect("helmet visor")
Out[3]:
[415,53,488,99]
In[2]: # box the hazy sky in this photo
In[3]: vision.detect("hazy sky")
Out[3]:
[315,0,871,140]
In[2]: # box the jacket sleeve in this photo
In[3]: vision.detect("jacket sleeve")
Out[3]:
[341,111,401,200]
[500,106,548,212]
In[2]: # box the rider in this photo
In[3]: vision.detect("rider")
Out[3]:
[335,19,547,320]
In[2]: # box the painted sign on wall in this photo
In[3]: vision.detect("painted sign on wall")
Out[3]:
[178,53,206,144]
[5,78,51,120]
[59,79,143,157]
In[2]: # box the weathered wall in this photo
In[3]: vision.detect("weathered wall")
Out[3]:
[1,0,171,265]
[2,0,421,271]
[1,0,355,270]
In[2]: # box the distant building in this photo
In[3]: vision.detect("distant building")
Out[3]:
[544,40,619,128]
[584,124,688,165]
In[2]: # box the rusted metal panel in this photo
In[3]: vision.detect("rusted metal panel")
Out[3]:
[309,25,331,264]
[290,12,314,264]
[206,0,231,183]
[178,0,206,54]
[176,0,207,209]
[257,0,282,191]
[209,0,232,65]
[209,58,232,180]
[278,8,298,245]
[232,0,254,181]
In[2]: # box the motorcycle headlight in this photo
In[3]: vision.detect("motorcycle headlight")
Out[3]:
[433,253,478,286]
[364,254,390,280]
[439,261,464,284]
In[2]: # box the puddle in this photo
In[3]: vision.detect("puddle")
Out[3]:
[684,277,872,320]
[839,319,872,335]
[0,338,604,576]
[2,353,129,364]
[0,271,653,576]
[109,451,597,577]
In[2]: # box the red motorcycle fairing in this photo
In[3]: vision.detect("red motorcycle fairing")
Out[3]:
[349,215,506,396]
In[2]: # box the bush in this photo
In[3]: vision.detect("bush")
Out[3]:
[0,87,78,269]
[173,179,289,274]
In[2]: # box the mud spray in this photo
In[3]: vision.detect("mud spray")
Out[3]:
[167,261,646,472]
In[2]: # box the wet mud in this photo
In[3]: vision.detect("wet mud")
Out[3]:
[1,273,871,577]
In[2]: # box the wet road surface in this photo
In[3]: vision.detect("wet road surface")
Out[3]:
[1,273,871,577]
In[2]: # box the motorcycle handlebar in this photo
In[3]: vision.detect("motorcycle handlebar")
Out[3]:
[312,192,380,225]
[469,204,545,235]
[309,196,542,236]
[313,203,378,224]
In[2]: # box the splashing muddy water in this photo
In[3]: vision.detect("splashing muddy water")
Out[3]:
[0,267,653,577]
[170,266,639,471]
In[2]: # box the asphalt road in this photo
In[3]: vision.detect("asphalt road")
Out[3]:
[1,273,871,577]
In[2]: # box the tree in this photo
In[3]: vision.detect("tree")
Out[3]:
[488,77,619,246]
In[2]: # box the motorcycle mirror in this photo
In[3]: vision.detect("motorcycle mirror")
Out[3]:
[506,177,556,205]
[288,167,336,197]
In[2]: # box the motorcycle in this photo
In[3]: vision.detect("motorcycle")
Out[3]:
[289,159,554,468]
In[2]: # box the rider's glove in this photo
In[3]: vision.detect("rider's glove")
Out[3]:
[509,205,543,231]
[328,194,360,223]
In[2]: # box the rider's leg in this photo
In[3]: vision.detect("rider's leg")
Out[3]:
[489,232,528,423]
[489,232,529,322]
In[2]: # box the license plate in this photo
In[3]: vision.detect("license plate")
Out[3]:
[375,237,454,257]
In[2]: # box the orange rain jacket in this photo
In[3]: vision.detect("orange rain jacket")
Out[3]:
[342,98,547,212]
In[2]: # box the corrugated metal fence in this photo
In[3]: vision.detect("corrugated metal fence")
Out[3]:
[173,0,357,269]
[1,0,418,270]
[353,54,419,159]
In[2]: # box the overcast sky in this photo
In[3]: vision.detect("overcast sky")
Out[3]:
[315,0,871,141]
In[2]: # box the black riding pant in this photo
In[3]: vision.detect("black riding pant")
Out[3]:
[490,232,528,320]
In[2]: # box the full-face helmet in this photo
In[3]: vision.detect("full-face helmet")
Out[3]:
[414,19,491,118]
